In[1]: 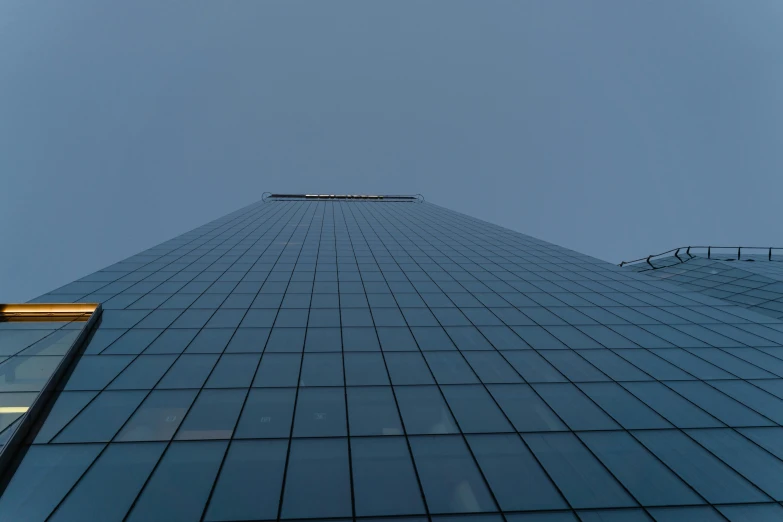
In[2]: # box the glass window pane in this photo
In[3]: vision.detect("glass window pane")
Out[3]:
[235,388,296,439]
[116,390,197,441]
[280,438,352,519]
[101,329,161,355]
[534,383,620,430]
[347,386,403,436]
[293,387,347,437]
[351,437,425,516]
[633,429,769,504]
[394,385,459,434]
[523,432,636,509]
[34,391,97,443]
[299,353,344,386]
[503,351,566,383]
[176,389,246,440]
[578,382,672,429]
[126,440,227,522]
[344,352,390,386]
[666,381,774,427]
[441,384,514,433]
[621,382,723,428]
[487,384,567,432]
[423,352,479,384]
[156,354,218,389]
[224,328,269,353]
[204,440,288,522]
[466,433,567,511]
[409,435,497,514]
[108,355,177,390]
[64,355,134,391]
[253,353,301,387]
[686,428,783,500]
[49,443,166,522]
[384,352,435,385]
[205,354,260,388]
[648,506,724,522]
[0,444,103,522]
[343,327,381,351]
[304,328,341,352]
[55,390,147,443]
[265,328,305,352]
[411,327,456,350]
[462,351,523,384]
[579,431,703,506]
[143,329,199,355]
[717,504,783,521]
[540,351,609,382]
[377,327,419,351]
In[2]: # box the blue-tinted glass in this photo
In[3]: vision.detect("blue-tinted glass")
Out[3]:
[686,428,783,500]
[234,388,295,438]
[466,434,567,511]
[377,327,419,351]
[49,443,166,522]
[487,383,566,432]
[346,386,403,435]
[126,441,227,522]
[143,329,199,354]
[648,507,724,522]
[265,328,306,352]
[304,327,342,351]
[621,382,723,428]
[578,382,672,429]
[523,432,636,509]
[64,355,134,391]
[351,437,426,516]
[55,390,146,443]
[478,326,529,350]
[293,387,347,437]
[540,350,609,382]
[577,510,652,522]
[411,327,456,350]
[633,429,769,503]
[156,354,218,389]
[176,389,246,440]
[409,435,497,514]
[224,327,269,352]
[204,440,288,522]
[394,385,459,434]
[534,383,620,430]
[578,349,653,381]
[108,355,176,389]
[205,354,259,388]
[424,352,479,384]
[441,384,514,433]
[101,329,161,355]
[280,438,352,519]
[253,353,302,387]
[299,353,343,386]
[344,352,390,385]
[384,352,435,384]
[717,504,783,521]
[503,351,566,382]
[462,351,523,383]
[34,391,97,443]
[343,327,381,351]
[116,390,197,441]
[707,380,783,424]
[666,381,774,427]
[0,444,103,522]
[579,431,703,506]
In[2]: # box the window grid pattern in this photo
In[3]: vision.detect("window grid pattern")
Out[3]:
[630,255,783,320]
[1,200,783,521]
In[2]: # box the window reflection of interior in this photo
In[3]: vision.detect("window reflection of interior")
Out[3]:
[0,303,99,452]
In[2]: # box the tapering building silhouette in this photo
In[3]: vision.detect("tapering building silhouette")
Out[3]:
[1,194,782,521]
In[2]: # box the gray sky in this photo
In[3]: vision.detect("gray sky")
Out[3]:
[2,1,783,302]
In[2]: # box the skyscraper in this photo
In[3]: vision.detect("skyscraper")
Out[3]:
[1,194,783,521]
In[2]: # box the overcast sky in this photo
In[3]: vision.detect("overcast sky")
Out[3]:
[2,1,783,302]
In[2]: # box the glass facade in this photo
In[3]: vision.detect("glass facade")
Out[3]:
[2,196,783,521]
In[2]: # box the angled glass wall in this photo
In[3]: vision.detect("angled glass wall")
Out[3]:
[1,196,782,522]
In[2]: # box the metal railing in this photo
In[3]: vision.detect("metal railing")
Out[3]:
[619,246,783,268]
